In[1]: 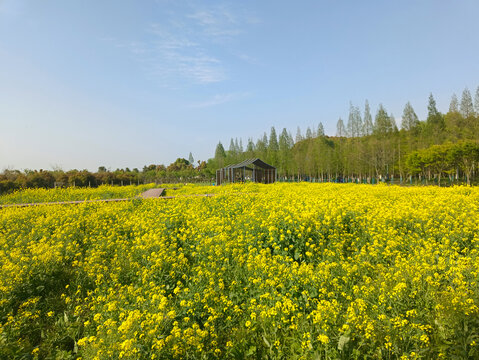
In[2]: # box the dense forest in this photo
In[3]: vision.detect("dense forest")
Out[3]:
[2,87,479,193]
[210,87,479,186]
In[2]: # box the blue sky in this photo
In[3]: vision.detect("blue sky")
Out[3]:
[1,0,478,171]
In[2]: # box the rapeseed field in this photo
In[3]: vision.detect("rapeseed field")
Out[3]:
[1,183,478,359]
[0,184,157,205]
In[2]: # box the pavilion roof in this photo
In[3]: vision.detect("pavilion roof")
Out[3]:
[224,158,275,170]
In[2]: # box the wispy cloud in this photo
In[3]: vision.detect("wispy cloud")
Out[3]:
[144,23,226,84]
[233,51,260,65]
[187,6,241,40]
[110,3,257,86]
[189,92,250,108]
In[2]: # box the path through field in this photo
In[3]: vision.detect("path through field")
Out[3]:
[0,188,218,208]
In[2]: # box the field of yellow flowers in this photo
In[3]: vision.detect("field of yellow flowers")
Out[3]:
[0,184,158,205]
[1,183,479,359]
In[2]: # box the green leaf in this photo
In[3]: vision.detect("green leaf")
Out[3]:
[338,334,350,351]
[263,335,271,348]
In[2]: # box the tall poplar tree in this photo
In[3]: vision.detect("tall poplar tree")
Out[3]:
[336,118,346,137]
[229,139,236,153]
[305,127,313,139]
[460,87,475,118]
[449,94,459,113]
[363,100,373,136]
[427,93,439,120]
[347,102,362,137]
[215,142,226,167]
[347,102,355,137]
[278,128,292,177]
[317,122,325,136]
[355,105,363,137]
[390,114,398,132]
[255,133,268,160]
[426,93,445,143]
[401,102,419,130]
[374,104,391,135]
[295,127,303,143]
[246,138,255,156]
[268,127,279,165]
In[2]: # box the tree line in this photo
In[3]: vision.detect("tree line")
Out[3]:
[210,86,479,185]
[0,157,212,194]
[3,87,478,193]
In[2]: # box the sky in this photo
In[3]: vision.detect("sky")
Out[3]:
[1,0,479,171]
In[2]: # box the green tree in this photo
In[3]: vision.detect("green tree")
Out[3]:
[452,141,479,185]
[389,114,398,132]
[336,118,346,137]
[167,158,192,172]
[268,127,279,165]
[255,133,268,160]
[374,104,391,135]
[305,127,313,139]
[347,102,354,138]
[354,105,363,137]
[347,102,362,138]
[449,93,459,113]
[229,138,236,154]
[278,128,292,177]
[426,93,445,143]
[295,127,303,143]
[422,144,453,186]
[246,138,255,157]
[428,93,440,119]
[317,122,325,136]
[401,102,419,131]
[214,142,226,167]
[405,150,425,178]
[460,87,475,118]
[475,86,479,115]
[445,96,465,141]
[363,100,373,136]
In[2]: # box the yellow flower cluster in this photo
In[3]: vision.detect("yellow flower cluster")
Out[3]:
[1,183,479,359]
[0,184,157,204]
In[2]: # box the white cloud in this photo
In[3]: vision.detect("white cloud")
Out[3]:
[110,3,257,87]
[187,7,242,39]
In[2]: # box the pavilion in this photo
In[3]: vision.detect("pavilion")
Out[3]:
[216,158,276,185]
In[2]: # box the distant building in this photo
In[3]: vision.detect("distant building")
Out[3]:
[216,158,276,185]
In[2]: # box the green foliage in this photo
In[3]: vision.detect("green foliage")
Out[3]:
[402,102,419,131]
[460,88,475,118]
[374,104,393,135]
[363,100,373,136]
[336,118,346,137]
